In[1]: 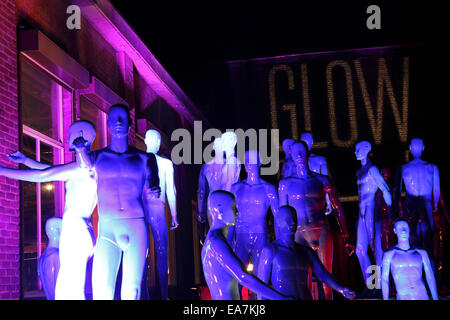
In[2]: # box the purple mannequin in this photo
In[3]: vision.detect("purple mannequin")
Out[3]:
[257,205,355,300]
[381,219,438,300]
[201,190,291,300]
[279,141,354,300]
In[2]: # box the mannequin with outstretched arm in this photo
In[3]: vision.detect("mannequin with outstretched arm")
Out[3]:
[0,121,98,299]
[201,190,293,300]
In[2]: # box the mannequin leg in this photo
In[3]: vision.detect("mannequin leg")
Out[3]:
[148,202,169,300]
[92,224,122,300]
[317,228,333,300]
[121,218,149,300]
[356,216,371,286]
[55,218,94,300]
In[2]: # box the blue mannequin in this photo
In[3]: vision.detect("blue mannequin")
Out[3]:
[381,219,438,300]
[398,138,440,267]
[279,141,354,300]
[257,205,355,300]
[201,190,291,300]
[77,104,161,300]
[38,217,62,300]
[229,150,279,298]
[354,141,392,292]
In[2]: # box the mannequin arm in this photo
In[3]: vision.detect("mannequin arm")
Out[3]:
[419,249,438,300]
[7,151,51,170]
[381,250,393,300]
[369,167,392,206]
[265,183,280,218]
[307,246,355,299]
[0,162,80,183]
[278,180,289,207]
[143,153,161,203]
[165,161,178,229]
[432,165,440,212]
[214,237,289,300]
[256,246,274,300]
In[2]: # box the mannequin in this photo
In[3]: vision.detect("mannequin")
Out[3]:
[221,132,241,192]
[381,219,438,300]
[300,132,332,215]
[377,168,395,250]
[229,150,279,297]
[201,190,291,300]
[281,138,295,179]
[354,141,392,295]
[257,205,355,300]
[398,138,439,267]
[197,133,241,236]
[38,217,62,300]
[279,141,354,300]
[144,129,178,300]
[197,137,224,227]
[78,104,161,300]
[1,121,97,300]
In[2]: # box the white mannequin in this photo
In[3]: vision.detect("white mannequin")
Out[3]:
[1,121,98,300]
[38,217,62,300]
[144,129,178,300]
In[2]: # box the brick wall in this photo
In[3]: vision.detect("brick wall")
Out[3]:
[0,0,20,300]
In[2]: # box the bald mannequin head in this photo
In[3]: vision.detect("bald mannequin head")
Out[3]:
[45,217,62,247]
[276,205,298,237]
[282,139,295,157]
[355,141,372,161]
[208,190,236,227]
[68,121,96,152]
[291,141,309,167]
[409,138,424,159]
[222,132,238,154]
[300,132,313,151]
[145,129,161,154]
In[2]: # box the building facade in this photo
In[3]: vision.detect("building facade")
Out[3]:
[0,0,206,299]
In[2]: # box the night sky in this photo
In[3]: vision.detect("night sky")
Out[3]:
[108,0,445,123]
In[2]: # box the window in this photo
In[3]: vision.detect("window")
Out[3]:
[20,57,67,298]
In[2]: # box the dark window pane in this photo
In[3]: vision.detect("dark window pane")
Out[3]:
[80,97,106,150]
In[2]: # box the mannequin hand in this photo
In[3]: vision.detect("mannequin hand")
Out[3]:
[324,204,333,215]
[340,288,356,300]
[344,238,355,256]
[170,217,179,230]
[72,136,88,152]
[7,151,27,164]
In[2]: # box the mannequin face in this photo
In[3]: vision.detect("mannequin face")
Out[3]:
[394,220,410,242]
[68,121,96,152]
[276,206,297,237]
[107,106,130,138]
[282,139,295,157]
[291,142,308,167]
[208,191,236,226]
[409,138,424,159]
[145,129,161,153]
[221,132,237,153]
[300,133,313,151]
[355,141,371,160]
[244,150,261,174]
